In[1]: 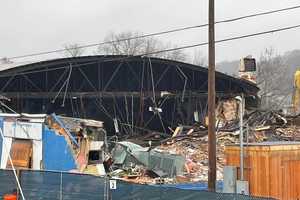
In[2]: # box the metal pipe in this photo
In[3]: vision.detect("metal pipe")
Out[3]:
[235,94,244,181]
[239,94,244,180]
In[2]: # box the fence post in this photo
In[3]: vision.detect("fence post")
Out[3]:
[17,169,20,200]
[60,172,63,200]
[104,175,112,200]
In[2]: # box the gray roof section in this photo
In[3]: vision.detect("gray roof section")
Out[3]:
[0,60,40,71]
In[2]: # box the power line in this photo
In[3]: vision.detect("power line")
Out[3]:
[7,4,300,60]
[216,5,300,24]
[2,23,300,77]
[136,24,300,56]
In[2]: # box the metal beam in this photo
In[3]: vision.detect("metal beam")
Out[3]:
[154,65,171,87]
[1,91,244,99]
[0,75,15,92]
[22,74,43,92]
[125,61,141,86]
[78,67,98,91]
[103,62,123,91]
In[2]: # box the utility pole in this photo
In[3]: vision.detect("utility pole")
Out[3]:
[208,0,216,192]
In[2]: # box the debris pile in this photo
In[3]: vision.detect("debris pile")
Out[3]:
[276,126,300,140]
[154,110,300,182]
[107,103,300,184]
[109,141,185,184]
[159,139,224,181]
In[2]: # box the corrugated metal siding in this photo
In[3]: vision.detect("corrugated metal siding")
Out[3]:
[42,127,77,171]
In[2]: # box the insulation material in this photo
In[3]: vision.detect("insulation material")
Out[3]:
[3,121,42,140]
[42,128,77,171]
[77,139,89,171]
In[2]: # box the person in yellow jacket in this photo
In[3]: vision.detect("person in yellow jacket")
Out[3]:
[293,70,300,113]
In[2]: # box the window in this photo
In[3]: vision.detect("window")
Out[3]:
[88,150,102,164]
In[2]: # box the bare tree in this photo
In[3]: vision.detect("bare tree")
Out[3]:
[63,43,85,57]
[257,47,291,109]
[97,31,186,62]
[192,49,207,67]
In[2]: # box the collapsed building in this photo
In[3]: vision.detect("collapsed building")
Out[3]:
[0,113,106,173]
[0,56,262,185]
[2,56,300,198]
[0,52,280,200]
[0,55,259,136]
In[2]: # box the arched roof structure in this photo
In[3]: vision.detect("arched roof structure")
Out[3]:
[0,55,259,134]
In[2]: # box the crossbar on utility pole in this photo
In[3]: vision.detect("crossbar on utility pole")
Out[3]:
[208,0,216,192]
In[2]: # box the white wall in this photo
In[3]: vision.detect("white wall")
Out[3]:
[0,121,43,169]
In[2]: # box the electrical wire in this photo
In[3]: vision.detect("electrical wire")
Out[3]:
[7,4,300,60]
[1,23,300,78]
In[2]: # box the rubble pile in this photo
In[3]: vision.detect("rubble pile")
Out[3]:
[247,110,300,142]
[276,126,300,140]
[158,132,238,182]
[109,107,300,185]
[155,110,300,182]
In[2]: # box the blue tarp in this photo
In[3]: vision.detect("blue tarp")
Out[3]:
[160,181,223,191]
[0,170,16,197]
[0,169,275,200]
[42,127,77,171]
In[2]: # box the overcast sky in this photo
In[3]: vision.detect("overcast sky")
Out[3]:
[1,0,300,63]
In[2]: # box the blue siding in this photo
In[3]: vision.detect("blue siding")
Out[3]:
[42,127,77,171]
[0,135,2,163]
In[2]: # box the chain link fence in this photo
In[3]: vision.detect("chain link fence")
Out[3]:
[0,169,275,200]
